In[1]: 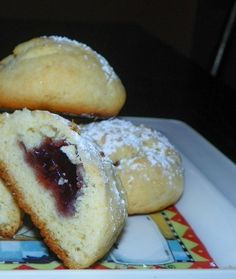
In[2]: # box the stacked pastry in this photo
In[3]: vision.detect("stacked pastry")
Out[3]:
[0,36,184,269]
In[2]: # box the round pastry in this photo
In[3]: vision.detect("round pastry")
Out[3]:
[0,177,22,238]
[0,36,126,117]
[81,118,184,215]
[0,109,127,268]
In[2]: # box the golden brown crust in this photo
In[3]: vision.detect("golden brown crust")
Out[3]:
[0,99,121,118]
[0,109,127,269]
[0,36,126,117]
[81,119,184,215]
[0,214,22,238]
[0,177,23,239]
[0,223,21,239]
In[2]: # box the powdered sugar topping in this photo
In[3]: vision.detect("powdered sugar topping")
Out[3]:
[47,35,117,82]
[81,119,180,171]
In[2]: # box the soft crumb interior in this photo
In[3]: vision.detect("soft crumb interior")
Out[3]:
[0,110,126,267]
[0,178,21,234]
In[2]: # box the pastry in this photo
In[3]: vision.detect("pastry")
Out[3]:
[0,36,126,117]
[0,177,22,238]
[81,118,184,215]
[0,109,127,268]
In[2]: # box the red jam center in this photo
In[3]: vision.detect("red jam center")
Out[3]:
[20,138,84,217]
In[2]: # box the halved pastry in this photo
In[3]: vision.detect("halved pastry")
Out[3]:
[0,109,127,268]
[0,177,22,238]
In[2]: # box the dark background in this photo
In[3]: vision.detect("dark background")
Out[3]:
[0,0,236,162]
[1,0,235,88]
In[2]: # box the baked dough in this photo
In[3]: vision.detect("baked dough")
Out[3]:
[0,109,127,268]
[0,177,22,238]
[0,36,126,117]
[81,118,184,215]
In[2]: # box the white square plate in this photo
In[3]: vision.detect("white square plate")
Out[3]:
[1,117,236,278]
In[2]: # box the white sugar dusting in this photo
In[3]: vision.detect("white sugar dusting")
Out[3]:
[81,119,180,172]
[58,177,69,186]
[48,35,82,46]
[47,35,117,82]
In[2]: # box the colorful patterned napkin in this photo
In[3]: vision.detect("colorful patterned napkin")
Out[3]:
[0,206,217,270]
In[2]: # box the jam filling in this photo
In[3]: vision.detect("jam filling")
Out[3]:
[20,138,84,217]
